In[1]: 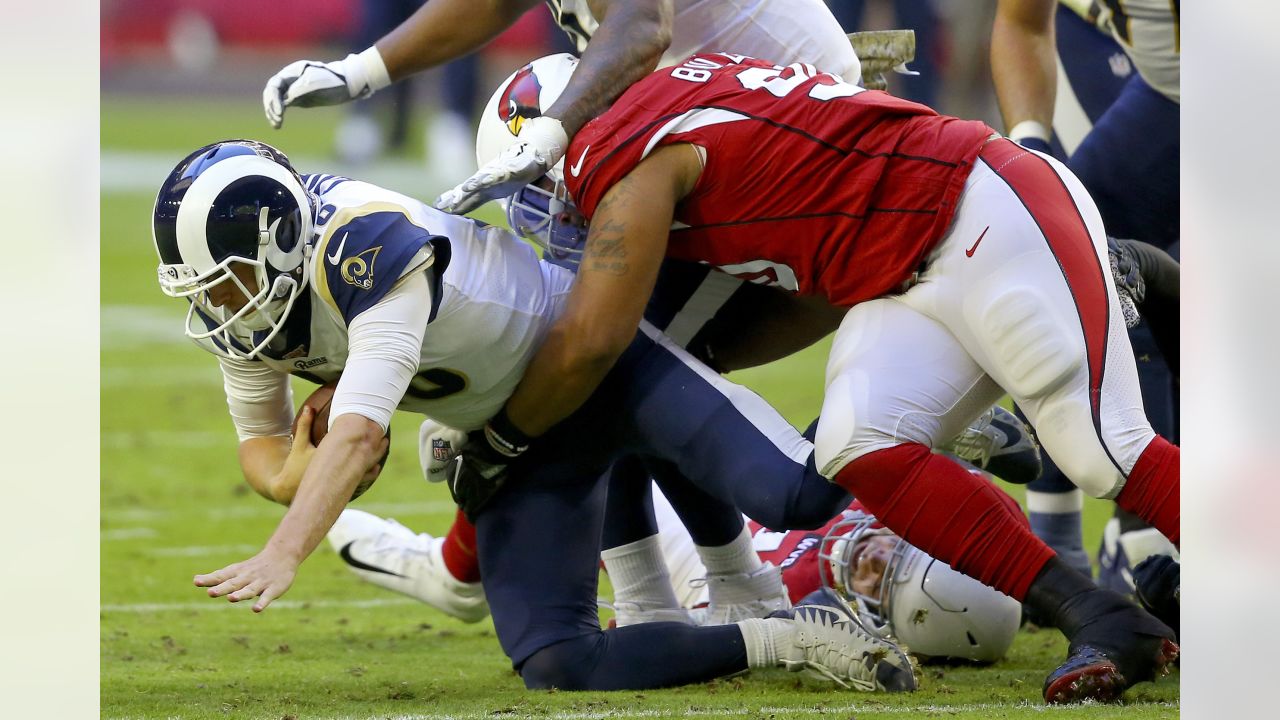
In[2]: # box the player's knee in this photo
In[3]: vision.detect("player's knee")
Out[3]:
[519,635,604,690]
[1033,402,1124,499]
[978,286,1083,400]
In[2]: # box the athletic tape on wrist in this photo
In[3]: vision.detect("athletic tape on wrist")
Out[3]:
[484,408,533,458]
[1007,119,1050,144]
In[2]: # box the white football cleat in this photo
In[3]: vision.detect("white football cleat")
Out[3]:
[327,509,489,623]
[699,562,792,625]
[782,588,916,692]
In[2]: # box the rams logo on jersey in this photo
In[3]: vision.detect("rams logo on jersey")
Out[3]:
[498,64,543,136]
[341,246,382,289]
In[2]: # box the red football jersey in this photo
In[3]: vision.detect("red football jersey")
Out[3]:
[566,53,997,306]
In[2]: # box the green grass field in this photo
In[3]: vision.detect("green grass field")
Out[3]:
[101,95,1177,719]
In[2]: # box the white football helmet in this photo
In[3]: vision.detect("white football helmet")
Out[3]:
[152,140,314,359]
[820,511,1021,663]
[475,53,587,264]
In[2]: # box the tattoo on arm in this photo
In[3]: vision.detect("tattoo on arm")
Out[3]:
[583,178,640,276]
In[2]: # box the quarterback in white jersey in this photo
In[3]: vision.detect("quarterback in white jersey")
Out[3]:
[211,172,573,439]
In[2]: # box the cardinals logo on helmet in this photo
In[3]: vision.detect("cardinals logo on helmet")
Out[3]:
[498,65,544,136]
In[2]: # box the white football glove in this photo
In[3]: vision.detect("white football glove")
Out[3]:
[263,47,391,129]
[419,419,469,484]
[435,116,568,215]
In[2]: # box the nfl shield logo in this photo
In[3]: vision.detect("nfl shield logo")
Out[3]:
[432,438,453,462]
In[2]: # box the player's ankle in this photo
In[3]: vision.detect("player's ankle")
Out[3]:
[1023,556,1098,637]
[737,617,794,668]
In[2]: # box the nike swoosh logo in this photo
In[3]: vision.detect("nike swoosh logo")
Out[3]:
[965,226,990,258]
[338,541,406,577]
[569,144,590,177]
[327,232,348,265]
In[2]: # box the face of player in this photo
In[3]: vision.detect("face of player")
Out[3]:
[205,261,259,315]
[848,533,900,599]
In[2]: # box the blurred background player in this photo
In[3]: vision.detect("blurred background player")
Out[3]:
[990,0,1179,588]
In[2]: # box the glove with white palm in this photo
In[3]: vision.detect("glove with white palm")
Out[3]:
[435,116,568,215]
[262,47,391,129]
[418,419,469,484]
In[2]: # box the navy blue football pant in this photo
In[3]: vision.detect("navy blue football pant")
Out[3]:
[475,325,849,687]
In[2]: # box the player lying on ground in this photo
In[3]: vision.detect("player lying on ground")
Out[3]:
[445,53,1180,704]
[151,139,919,692]
[335,443,1026,663]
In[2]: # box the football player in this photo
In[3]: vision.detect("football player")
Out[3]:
[152,139,917,692]
[991,0,1180,586]
[260,0,862,215]
[453,53,1180,703]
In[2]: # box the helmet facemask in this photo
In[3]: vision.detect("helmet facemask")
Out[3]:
[819,513,915,639]
[505,172,588,265]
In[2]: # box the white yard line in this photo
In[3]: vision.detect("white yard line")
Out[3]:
[103,500,456,525]
[101,597,421,614]
[146,544,261,557]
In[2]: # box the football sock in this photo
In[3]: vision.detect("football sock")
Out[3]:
[1027,488,1092,578]
[696,524,763,577]
[1115,436,1180,546]
[737,617,795,668]
[441,508,481,583]
[833,443,1054,600]
[602,534,682,613]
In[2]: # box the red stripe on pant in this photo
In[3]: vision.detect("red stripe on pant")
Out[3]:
[978,139,1111,441]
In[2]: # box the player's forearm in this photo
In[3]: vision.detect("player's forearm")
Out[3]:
[990,0,1058,134]
[376,0,540,82]
[544,0,673,136]
[504,319,627,437]
[261,415,384,563]
[238,436,294,505]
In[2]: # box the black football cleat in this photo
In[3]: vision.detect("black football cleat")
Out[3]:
[1043,606,1179,704]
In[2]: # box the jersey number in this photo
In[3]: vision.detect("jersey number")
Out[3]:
[735,63,864,102]
[403,368,468,401]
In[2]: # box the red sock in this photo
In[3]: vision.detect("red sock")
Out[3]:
[833,443,1054,601]
[441,508,481,583]
[1115,436,1180,546]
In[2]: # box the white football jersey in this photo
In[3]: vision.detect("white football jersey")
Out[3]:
[208,174,575,434]
[544,0,861,80]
